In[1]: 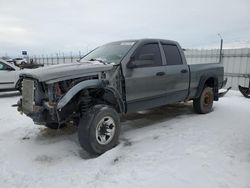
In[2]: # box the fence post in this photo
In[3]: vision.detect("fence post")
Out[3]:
[56,53,59,64]
[79,51,81,58]
[42,54,44,65]
[51,54,53,65]
[217,33,223,63]
[79,51,81,60]
[63,53,65,64]
[46,55,49,65]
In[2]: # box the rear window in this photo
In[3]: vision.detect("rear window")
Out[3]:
[162,44,183,65]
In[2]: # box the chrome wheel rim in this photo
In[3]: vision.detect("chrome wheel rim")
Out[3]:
[96,116,116,145]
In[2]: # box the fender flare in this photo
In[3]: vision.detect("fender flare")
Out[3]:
[195,75,218,98]
[103,87,125,113]
[57,80,102,110]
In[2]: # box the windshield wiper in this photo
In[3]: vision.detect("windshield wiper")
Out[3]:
[89,58,107,65]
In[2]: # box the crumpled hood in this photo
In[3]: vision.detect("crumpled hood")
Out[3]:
[20,61,114,82]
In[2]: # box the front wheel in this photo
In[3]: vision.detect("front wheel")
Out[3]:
[193,87,214,114]
[78,105,120,155]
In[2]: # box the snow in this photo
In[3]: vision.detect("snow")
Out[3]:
[0,91,249,188]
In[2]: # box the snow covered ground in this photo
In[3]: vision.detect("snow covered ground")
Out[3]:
[0,91,249,188]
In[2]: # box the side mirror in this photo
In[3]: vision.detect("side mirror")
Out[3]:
[127,56,136,69]
[127,61,136,69]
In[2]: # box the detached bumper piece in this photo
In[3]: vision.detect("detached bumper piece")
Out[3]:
[239,85,250,99]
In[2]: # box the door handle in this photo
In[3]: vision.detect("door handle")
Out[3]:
[181,69,188,73]
[156,72,165,76]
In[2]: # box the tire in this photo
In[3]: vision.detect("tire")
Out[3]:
[78,105,120,155]
[45,122,66,129]
[15,80,22,94]
[18,88,22,94]
[193,87,214,114]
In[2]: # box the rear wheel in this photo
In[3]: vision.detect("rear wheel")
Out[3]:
[78,105,120,155]
[193,87,214,114]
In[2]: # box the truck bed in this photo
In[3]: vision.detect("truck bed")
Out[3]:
[188,63,224,99]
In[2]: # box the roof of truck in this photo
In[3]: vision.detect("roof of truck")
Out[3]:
[107,38,179,45]
[139,38,178,44]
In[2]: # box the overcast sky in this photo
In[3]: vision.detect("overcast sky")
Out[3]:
[0,0,249,56]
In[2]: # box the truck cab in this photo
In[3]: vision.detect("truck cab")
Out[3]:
[122,39,190,112]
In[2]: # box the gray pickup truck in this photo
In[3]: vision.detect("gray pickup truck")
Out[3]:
[18,39,225,155]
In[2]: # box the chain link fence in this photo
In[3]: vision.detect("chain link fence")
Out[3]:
[30,52,82,66]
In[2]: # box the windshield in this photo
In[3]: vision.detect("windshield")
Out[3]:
[80,41,136,64]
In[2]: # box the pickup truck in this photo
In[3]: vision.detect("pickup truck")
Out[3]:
[0,59,23,92]
[18,39,225,155]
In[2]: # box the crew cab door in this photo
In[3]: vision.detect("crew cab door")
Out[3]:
[125,42,169,112]
[161,43,189,101]
[0,61,17,89]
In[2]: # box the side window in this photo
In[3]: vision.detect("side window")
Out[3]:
[162,44,183,65]
[135,43,162,67]
[0,62,5,70]
[0,62,14,71]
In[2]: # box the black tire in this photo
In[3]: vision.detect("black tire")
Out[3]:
[45,122,66,129]
[193,87,214,114]
[15,80,22,94]
[17,87,22,94]
[78,105,120,155]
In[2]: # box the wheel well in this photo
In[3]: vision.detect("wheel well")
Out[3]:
[59,88,123,124]
[77,88,123,114]
[205,77,217,87]
[98,89,122,113]
[204,77,219,100]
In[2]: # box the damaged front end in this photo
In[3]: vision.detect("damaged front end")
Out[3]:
[18,78,61,125]
[17,74,101,125]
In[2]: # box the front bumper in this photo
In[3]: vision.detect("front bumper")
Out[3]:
[19,78,59,125]
[18,99,58,125]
